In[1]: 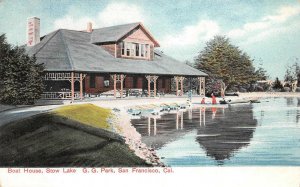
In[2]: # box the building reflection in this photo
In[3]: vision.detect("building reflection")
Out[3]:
[297,98,300,124]
[131,105,257,160]
[196,105,257,162]
[199,107,206,126]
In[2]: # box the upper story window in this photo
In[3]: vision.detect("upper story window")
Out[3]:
[121,42,149,58]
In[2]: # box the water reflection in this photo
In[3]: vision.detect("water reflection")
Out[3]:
[199,107,206,126]
[132,104,257,163]
[132,98,300,166]
[196,105,257,163]
[286,97,294,106]
[297,98,300,124]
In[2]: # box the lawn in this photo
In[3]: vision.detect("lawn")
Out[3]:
[52,104,111,130]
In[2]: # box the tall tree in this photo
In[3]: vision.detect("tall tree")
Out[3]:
[272,77,283,91]
[284,58,300,85]
[0,34,44,105]
[194,35,262,95]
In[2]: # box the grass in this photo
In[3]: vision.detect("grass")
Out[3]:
[52,104,111,130]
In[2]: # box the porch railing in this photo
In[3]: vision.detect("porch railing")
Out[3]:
[41,92,80,100]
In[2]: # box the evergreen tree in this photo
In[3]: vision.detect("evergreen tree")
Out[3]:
[194,35,263,95]
[272,77,283,91]
[284,59,300,85]
[0,34,44,105]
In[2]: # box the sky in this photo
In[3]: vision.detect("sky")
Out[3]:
[0,0,300,79]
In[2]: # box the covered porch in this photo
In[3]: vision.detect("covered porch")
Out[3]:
[41,72,206,102]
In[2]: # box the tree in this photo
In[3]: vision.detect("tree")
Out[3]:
[194,35,260,95]
[272,77,283,91]
[0,34,44,105]
[284,59,300,83]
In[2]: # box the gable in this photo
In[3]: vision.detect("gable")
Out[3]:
[91,23,159,47]
[123,27,154,45]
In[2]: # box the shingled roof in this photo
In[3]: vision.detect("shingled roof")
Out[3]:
[91,22,160,47]
[26,24,207,77]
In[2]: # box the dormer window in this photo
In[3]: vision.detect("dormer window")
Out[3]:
[121,41,149,59]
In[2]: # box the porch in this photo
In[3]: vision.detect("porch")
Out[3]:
[41,72,206,102]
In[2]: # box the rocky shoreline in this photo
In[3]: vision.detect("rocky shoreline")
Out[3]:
[109,110,165,167]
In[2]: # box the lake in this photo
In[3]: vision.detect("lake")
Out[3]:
[131,97,300,166]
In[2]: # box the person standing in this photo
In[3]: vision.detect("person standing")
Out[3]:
[211,93,217,104]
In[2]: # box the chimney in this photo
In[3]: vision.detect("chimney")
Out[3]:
[27,17,40,46]
[87,22,93,32]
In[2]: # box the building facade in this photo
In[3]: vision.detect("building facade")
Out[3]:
[26,18,207,101]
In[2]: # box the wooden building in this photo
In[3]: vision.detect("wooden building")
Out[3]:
[26,18,207,101]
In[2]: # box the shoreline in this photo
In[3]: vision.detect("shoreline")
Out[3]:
[108,110,165,167]
[90,92,300,109]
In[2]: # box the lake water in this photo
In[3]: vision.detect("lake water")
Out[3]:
[131,97,300,166]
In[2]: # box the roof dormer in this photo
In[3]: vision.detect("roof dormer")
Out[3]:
[92,23,159,60]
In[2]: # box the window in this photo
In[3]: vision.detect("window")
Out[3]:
[145,44,149,57]
[135,43,139,56]
[121,42,125,55]
[126,43,130,56]
[121,42,149,58]
[90,74,96,88]
[141,44,145,57]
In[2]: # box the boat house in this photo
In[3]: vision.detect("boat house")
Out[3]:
[26,17,207,101]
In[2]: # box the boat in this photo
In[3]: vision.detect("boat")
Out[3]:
[219,100,229,104]
[250,99,260,103]
[127,108,142,115]
[227,99,250,105]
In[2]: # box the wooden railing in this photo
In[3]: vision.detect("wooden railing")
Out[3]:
[44,72,82,81]
[41,92,80,100]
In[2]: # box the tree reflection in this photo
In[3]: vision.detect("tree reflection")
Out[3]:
[131,105,258,162]
[196,105,257,163]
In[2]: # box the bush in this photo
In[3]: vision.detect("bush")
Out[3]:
[0,34,44,105]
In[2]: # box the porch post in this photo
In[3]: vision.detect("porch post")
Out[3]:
[202,77,205,96]
[201,77,205,96]
[154,78,157,97]
[175,77,179,96]
[153,76,158,97]
[180,77,184,96]
[198,77,205,96]
[120,74,124,98]
[147,76,151,97]
[199,77,202,96]
[71,72,74,102]
[80,73,83,100]
[113,74,117,98]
